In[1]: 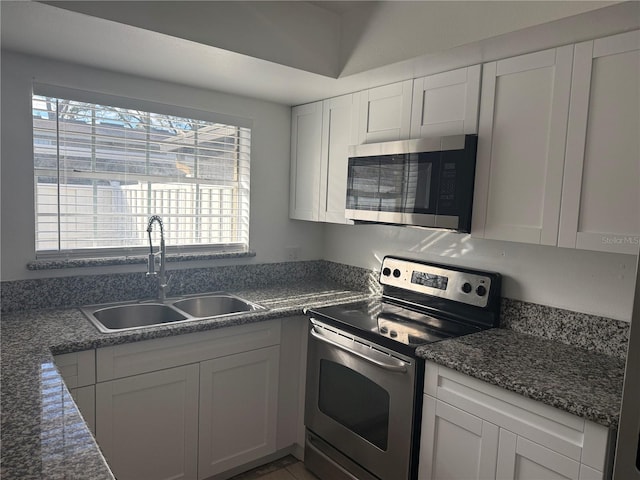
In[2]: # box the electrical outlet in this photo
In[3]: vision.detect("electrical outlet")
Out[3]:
[285,246,300,261]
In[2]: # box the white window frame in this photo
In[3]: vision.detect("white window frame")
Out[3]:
[32,84,253,259]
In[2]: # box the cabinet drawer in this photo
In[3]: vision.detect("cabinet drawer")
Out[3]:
[97,320,281,382]
[425,362,610,471]
[54,349,96,388]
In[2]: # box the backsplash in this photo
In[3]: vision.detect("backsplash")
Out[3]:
[501,298,630,359]
[0,261,373,314]
[1,261,629,359]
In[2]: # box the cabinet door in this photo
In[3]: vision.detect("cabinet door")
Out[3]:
[497,430,580,480]
[95,364,199,480]
[54,349,96,388]
[472,46,573,245]
[70,385,95,434]
[579,464,604,480]
[419,395,499,480]
[410,65,481,138]
[358,80,412,144]
[290,102,322,221]
[198,346,280,479]
[559,30,640,254]
[319,94,359,224]
[276,316,309,455]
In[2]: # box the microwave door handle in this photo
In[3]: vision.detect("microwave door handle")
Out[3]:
[310,327,408,373]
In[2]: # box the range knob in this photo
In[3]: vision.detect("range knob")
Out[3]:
[461,282,472,293]
[389,330,398,338]
[393,269,401,278]
[380,326,389,334]
[476,285,487,297]
[382,267,391,277]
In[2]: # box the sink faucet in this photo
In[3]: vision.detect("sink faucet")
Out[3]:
[146,215,170,302]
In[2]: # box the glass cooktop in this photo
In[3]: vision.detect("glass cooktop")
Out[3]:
[307,298,482,355]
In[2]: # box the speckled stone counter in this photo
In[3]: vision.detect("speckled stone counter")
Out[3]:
[416,328,626,428]
[1,280,373,480]
[2,262,628,478]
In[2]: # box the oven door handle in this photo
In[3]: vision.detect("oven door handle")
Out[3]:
[310,327,408,373]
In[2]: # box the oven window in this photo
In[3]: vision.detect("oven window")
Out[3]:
[318,360,389,450]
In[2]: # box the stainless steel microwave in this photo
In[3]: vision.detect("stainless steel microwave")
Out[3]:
[345,134,478,232]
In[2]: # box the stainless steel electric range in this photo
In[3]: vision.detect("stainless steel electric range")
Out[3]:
[304,256,502,480]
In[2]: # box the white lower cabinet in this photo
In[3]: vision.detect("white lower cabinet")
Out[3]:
[92,320,284,480]
[69,385,96,434]
[419,362,612,480]
[198,346,280,479]
[54,350,97,434]
[420,395,499,480]
[496,430,580,480]
[96,365,200,480]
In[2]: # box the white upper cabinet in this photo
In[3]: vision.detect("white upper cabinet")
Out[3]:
[290,69,483,224]
[358,80,413,143]
[290,94,358,224]
[410,65,481,138]
[319,94,359,224]
[558,30,640,255]
[290,102,323,221]
[290,30,639,245]
[472,46,574,245]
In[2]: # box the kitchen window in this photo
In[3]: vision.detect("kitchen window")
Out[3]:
[32,88,251,258]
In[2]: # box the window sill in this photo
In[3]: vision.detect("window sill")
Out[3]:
[26,250,257,271]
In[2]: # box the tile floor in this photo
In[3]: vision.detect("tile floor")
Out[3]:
[229,455,318,480]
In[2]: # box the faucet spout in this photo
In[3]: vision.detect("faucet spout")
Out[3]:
[146,215,169,301]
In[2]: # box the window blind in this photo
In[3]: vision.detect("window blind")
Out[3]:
[32,94,251,255]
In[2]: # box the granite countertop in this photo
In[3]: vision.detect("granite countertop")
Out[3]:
[0,280,373,480]
[2,282,626,478]
[416,328,626,428]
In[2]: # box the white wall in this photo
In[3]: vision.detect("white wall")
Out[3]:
[0,51,324,281]
[323,224,638,322]
[2,48,637,322]
[43,1,342,78]
[339,1,617,76]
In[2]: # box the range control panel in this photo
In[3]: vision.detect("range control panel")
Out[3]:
[380,257,495,308]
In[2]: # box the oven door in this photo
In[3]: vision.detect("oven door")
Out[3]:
[305,319,418,480]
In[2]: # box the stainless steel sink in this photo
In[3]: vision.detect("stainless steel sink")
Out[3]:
[81,293,266,333]
[90,303,188,331]
[172,294,257,317]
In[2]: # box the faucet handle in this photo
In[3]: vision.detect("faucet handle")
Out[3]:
[147,253,157,276]
[161,274,173,289]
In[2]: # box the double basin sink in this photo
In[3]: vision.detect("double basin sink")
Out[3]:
[81,293,266,333]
